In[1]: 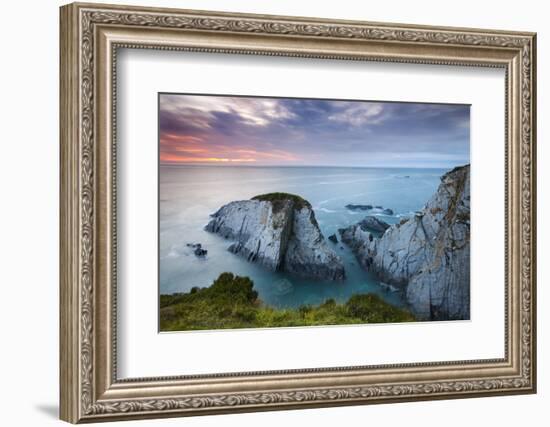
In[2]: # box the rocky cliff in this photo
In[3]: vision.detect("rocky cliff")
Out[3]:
[340,165,470,320]
[205,193,345,281]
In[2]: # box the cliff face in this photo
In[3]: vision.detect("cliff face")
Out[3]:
[340,165,470,320]
[205,193,345,281]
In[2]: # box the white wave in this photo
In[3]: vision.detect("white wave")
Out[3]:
[314,207,337,213]
[395,211,415,218]
[369,212,392,218]
[162,248,181,259]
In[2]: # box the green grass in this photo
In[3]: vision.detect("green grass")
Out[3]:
[160,272,416,331]
[252,192,311,213]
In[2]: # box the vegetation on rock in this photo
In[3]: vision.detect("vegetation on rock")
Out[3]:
[252,192,311,213]
[160,272,415,331]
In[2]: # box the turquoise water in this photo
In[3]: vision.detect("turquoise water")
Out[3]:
[159,165,445,309]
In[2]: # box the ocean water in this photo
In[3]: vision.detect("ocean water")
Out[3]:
[159,165,446,309]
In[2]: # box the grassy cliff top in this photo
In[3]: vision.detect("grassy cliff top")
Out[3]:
[160,272,415,331]
[252,192,311,212]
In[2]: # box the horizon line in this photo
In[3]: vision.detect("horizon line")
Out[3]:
[159,163,469,170]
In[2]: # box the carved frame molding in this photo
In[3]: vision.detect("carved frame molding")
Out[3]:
[60,2,536,423]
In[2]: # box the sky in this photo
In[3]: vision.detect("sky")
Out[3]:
[159,93,470,169]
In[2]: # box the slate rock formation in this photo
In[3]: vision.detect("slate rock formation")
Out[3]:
[340,165,470,320]
[356,216,390,234]
[205,193,345,281]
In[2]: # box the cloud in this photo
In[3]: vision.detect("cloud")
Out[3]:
[160,94,296,128]
[328,102,386,126]
[159,94,470,168]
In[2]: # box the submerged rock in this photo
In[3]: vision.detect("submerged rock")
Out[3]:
[205,193,345,281]
[273,278,294,295]
[345,204,373,211]
[340,165,470,320]
[345,204,394,216]
[328,233,338,244]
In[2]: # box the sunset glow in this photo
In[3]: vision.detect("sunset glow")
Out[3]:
[161,154,257,163]
[159,94,470,168]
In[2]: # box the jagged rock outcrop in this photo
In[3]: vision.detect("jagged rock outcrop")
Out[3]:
[186,243,207,257]
[340,165,470,320]
[205,193,345,281]
[356,216,390,234]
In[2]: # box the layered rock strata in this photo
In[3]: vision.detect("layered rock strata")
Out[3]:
[340,165,470,320]
[205,193,345,281]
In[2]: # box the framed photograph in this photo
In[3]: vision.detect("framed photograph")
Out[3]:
[60,2,537,423]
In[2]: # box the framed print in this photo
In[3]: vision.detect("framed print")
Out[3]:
[60,2,537,423]
[158,93,470,331]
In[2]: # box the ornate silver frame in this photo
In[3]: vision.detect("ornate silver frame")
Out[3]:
[60,2,537,423]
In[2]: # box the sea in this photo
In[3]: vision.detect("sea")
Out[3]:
[159,165,446,309]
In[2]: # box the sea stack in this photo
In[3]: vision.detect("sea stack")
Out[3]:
[340,165,470,320]
[205,193,345,281]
